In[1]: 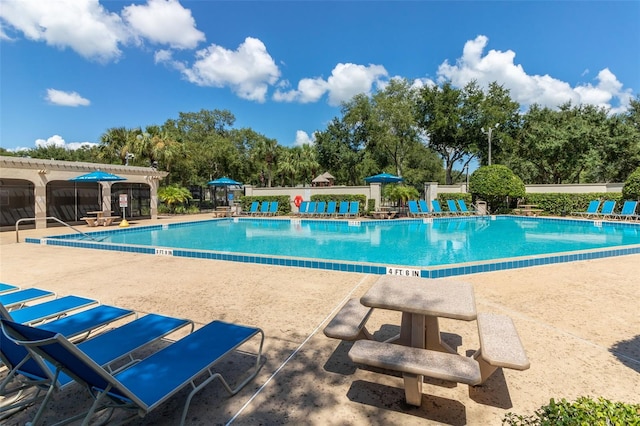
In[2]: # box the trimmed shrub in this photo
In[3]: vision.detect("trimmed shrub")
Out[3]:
[622,166,640,200]
[503,396,640,425]
[469,165,525,213]
[239,195,291,215]
[437,193,472,206]
[521,193,624,216]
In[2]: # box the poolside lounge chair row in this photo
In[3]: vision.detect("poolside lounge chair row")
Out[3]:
[0,283,264,425]
[246,200,279,216]
[572,200,640,221]
[408,199,477,217]
[298,201,360,218]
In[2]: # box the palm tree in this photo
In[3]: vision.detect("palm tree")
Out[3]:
[298,143,320,184]
[158,185,192,213]
[254,137,279,187]
[99,127,136,165]
[277,148,297,186]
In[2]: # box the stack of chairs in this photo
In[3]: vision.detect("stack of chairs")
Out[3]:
[0,283,265,425]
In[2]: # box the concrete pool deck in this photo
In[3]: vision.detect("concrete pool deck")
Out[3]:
[1,213,639,425]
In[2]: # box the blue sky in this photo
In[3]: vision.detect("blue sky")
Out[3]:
[1,0,639,152]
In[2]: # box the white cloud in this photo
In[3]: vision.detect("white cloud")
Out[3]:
[274,63,388,106]
[294,130,314,147]
[46,89,90,107]
[0,0,129,62]
[122,0,204,50]
[437,35,633,113]
[35,135,97,150]
[410,77,436,90]
[154,48,173,64]
[179,37,280,102]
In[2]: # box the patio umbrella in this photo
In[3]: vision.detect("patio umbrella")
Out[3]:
[207,177,243,208]
[364,173,404,184]
[69,170,127,183]
[206,176,243,187]
[69,170,126,215]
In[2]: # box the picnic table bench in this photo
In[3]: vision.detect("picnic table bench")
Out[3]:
[513,205,543,216]
[347,312,530,406]
[323,298,374,341]
[81,213,120,227]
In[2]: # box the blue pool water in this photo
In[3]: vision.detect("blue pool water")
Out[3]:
[37,216,640,278]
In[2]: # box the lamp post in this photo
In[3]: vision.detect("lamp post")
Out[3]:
[481,123,499,166]
[124,152,135,166]
[464,164,469,191]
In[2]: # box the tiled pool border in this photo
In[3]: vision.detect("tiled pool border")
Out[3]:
[26,215,640,279]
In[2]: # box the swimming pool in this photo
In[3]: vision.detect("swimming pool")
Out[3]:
[30,216,640,278]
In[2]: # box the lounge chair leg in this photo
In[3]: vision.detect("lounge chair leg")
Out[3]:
[403,373,423,406]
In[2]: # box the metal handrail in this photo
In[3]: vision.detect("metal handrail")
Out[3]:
[15,217,98,243]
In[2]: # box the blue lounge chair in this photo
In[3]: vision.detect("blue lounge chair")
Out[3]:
[594,200,616,219]
[338,201,349,217]
[7,295,97,325]
[408,200,423,217]
[0,288,55,311]
[431,200,445,215]
[0,283,19,294]
[457,199,475,215]
[297,201,309,216]
[446,199,461,215]
[247,201,259,216]
[418,200,431,215]
[315,201,326,217]
[348,201,360,217]
[259,201,270,216]
[268,201,279,216]
[326,201,337,217]
[1,318,264,426]
[305,201,317,217]
[0,314,192,423]
[612,200,639,221]
[0,302,136,416]
[573,200,601,218]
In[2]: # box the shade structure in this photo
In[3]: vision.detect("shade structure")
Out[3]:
[69,170,126,182]
[69,170,126,214]
[312,175,330,184]
[207,176,243,187]
[364,173,403,184]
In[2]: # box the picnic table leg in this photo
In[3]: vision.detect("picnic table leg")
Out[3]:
[403,373,423,406]
[425,316,457,354]
[399,313,426,406]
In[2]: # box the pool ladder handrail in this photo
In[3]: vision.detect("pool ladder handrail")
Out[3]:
[15,216,99,243]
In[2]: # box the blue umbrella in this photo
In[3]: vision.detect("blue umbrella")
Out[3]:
[364,173,403,183]
[207,176,243,187]
[69,170,126,182]
[207,177,243,209]
[69,170,126,215]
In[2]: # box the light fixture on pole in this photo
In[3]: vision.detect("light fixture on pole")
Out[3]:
[124,152,135,166]
[481,123,499,166]
[464,164,469,190]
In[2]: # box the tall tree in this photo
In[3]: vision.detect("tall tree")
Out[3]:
[516,103,605,183]
[416,82,477,184]
[369,78,421,177]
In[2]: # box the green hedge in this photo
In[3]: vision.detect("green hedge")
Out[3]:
[521,193,624,216]
[503,396,640,425]
[437,193,473,212]
[239,195,291,216]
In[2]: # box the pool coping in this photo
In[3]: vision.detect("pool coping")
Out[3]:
[26,215,640,279]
